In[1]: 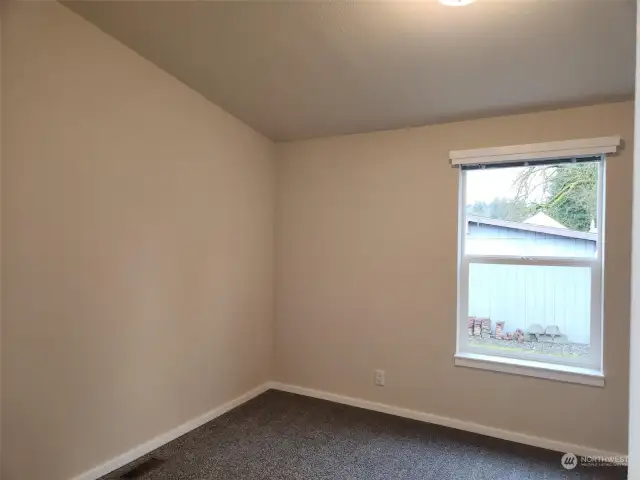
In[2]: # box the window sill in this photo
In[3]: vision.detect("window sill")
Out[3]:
[454,352,604,387]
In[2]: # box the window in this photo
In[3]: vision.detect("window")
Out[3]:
[451,137,620,386]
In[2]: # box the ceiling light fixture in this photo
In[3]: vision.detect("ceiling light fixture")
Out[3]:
[439,0,476,6]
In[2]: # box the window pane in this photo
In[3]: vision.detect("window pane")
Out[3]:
[467,263,591,360]
[465,163,598,258]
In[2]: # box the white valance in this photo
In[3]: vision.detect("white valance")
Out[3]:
[449,135,621,168]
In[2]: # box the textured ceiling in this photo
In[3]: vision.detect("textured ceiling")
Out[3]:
[64,0,636,141]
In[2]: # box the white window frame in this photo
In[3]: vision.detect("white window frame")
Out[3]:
[451,136,620,387]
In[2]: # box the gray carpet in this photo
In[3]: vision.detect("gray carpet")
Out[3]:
[99,390,627,479]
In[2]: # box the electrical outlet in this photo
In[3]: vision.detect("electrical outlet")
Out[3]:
[374,369,385,386]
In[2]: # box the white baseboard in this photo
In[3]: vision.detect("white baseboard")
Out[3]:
[269,382,626,459]
[72,382,271,480]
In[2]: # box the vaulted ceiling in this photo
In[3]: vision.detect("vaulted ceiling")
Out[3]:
[64,0,636,141]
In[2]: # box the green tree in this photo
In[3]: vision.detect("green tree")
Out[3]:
[513,163,597,232]
[467,198,535,222]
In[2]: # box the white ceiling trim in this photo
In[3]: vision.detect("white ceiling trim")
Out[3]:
[449,136,622,167]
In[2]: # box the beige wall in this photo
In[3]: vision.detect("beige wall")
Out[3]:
[0,7,3,472]
[628,1,640,476]
[1,3,274,480]
[275,101,634,454]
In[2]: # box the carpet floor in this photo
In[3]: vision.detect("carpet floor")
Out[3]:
[99,390,626,480]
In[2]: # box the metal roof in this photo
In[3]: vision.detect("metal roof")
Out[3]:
[467,215,597,242]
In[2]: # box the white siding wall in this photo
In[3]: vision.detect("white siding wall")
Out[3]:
[467,223,594,344]
[468,263,591,344]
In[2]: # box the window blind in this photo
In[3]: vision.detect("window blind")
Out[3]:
[450,136,620,169]
[459,155,602,171]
